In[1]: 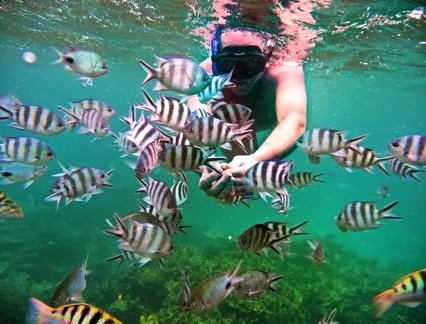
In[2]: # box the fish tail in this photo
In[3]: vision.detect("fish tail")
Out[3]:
[105,253,125,269]
[374,156,393,176]
[142,89,156,108]
[57,106,79,125]
[289,221,309,236]
[313,173,325,183]
[26,297,54,324]
[51,47,64,65]
[0,106,12,120]
[230,260,244,287]
[379,201,401,220]
[103,213,127,239]
[267,274,284,292]
[346,133,368,151]
[139,59,157,87]
[372,289,395,317]
[135,175,148,193]
[270,235,290,255]
[44,192,62,210]
[408,169,426,183]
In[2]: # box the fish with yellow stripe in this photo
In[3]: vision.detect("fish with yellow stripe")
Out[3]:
[26,297,122,323]
[372,268,426,317]
[0,190,23,219]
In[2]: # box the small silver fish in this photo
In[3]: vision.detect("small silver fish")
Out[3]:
[140,57,210,95]
[307,240,326,267]
[133,140,162,178]
[233,271,283,299]
[388,135,426,166]
[0,190,24,219]
[0,136,56,165]
[271,192,292,214]
[112,132,139,157]
[171,171,189,207]
[0,162,48,188]
[376,185,389,199]
[50,253,89,307]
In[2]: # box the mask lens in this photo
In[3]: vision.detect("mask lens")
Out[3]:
[215,53,266,79]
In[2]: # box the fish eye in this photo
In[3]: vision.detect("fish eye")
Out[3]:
[35,155,40,160]
[100,173,105,178]
[187,128,193,134]
[297,138,303,143]
[235,284,241,290]
[57,122,64,128]
[189,302,196,308]
[55,296,62,301]
[102,64,107,70]
[241,238,246,244]
[169,245,173,251]
[107,108,112,112]
[391,142,399,148]
[46,152,53,157]
[9,208,15,212]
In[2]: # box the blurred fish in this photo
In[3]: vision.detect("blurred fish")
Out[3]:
[111,131,139,157]
[317,308,338,324]
[182,117,253,153]
[271,192,292,214]
[0,162,48,188]
[67,99,115,119]
[171,171,189,207]
[26,297,122,324]
[388,135,426,166]
[288,172,324,188]
[139,57,210,95]
[0,94,22,118]
[190,107,211,120]
[237,224,289,257]
[0,190,23,219]
[177,269,191,308]
[264,221,309,241]
[183,260,243,314]
[331,146,392,175]
[125,140,162,179]
[307,240,326,267]
[0,136,56,165]
[0,105,66,136]
[104,214,173,259]
[233,271,283,299]
[137,90,191,131]
[212,102,252,125]
[372,268,426,317]
[50,253,89,307]
[52,47,108,86]
[376,185,389,199]
[197,71,234,104]
[245,160,294,198]
[45,165,114,207]
[106,250,151,269]
[158,145,225,173]
[389,158,425,182]
[336,201,401,232]
[59,107,110,138]
[297,128,367,162]
[158,130,192,147]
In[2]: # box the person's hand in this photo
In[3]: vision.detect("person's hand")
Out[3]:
[198,166,234,199]
[222,154,258,176]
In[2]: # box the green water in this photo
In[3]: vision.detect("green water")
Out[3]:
[0,0,425,323]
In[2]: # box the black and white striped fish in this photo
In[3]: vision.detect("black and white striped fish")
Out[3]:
[245,160,294,197]
[331,146,393,175]
[120,106,160,152]
[45,166,114,207]
[137,90,191,131]
[111,131,139,157]
[68,99,115,119]
[106,250,151,269]
[190,107,211,120]
[389,157,425,182]
[271,192,292,214]
[104,214,174,259]
[59,107,110,138]
[336,201,401,232]
[139,57,210,95]
[177,269,191,308]
[297,128,368,162]
[264,221,309,241]
[0,136,56,165]
[135,176,178,219]
[182,117,253,153]
[288,172,324,188]
[0,105,66,136]
[197,71,233,104]
[212,101,252,125]
[171,171,189,207]
[388,135,426,166]
[133,140,162,179]
[158,145,225,173]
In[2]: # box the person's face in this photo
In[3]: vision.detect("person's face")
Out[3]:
[230,71,264,96]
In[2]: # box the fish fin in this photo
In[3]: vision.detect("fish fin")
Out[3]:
[400,301,421,308]
[0,105,12,118]
[363,166,375,174]
[289,220,309,236]
[374,157,392,176]
[26,298,64,324]
[22,180,35,189]
[345,167,354,173]
[267,274,284,292]
[50,47,65,65]
[372,289,395,317]
[408,169,426,182]
[219,142,233,151]
[346,133,368,151]
[259,192,273,202]
[313,173,324,183]
[57,106,79,124]
[118,242,135,252]
[154,82,168,92]
[308,154,320,164]
[106,253,125,269]
[103,213,128,239]
[270,235,290,255]
[306,240,316,251]
[378,201,400,219]
[76,127,92,135]
[139,59,157,87]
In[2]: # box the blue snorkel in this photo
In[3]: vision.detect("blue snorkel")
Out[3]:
[211,25,223,76]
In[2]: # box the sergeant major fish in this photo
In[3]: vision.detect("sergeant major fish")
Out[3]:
[372,268,426,317]
[388,135,426,166]
[59,107,110,138]
[212,101,252,125]
[196,71,234,104]
[307,240,327,267]
[233,271,283,299]
[0,190,24,219]
[288,172,324,188]
[389,157,425,182]
[139,56,210,95]
[0,162,48,188]
[0,136,56,165]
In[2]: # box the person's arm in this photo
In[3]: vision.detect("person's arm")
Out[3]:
[226,64,307,174]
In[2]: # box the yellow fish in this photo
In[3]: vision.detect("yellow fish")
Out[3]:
[0,190,23,219]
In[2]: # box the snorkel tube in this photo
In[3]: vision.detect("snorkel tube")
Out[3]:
[211,24,223,76]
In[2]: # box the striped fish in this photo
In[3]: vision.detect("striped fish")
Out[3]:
[197,71,233,104]
[245,160,294,196]
[237,224,289,257]
[190,107,211,120]
[104,214,174,259]
[137,90,191,131]
[0,94,22,119]
[297,128,368,160]
[177,269,191,308]
[182,116,253,153]
[0,136,56,165]
[233,271,283,299]
[307,240,326,267]
[372,268,426,317]
[111,131,139,157]
[59,107,110,138]
[69,99,115,119]
[171,171,188,207]
[133,140,161,178]
[388,135,426,166]
[106,250,151,269]
[26,297,122,324]
[139,57,210,95]
[158,145,226,173]
[135,176,178,219]
[120,106,160,152]
[158,130,192,147]
[0,105,66,136]
[336,201,401,232]
[271,192,292,214]
[331,146,393,175]
[212,101,252,125]
[389,157,425,182]
[288,172,324,188]
[264,221,309,241]
[317,308,338,324]
[0,190,23,219]
[217,192,256,208]
[45,166,114,207]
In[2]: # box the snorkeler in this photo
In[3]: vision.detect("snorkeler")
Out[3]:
[187,26,307,200]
